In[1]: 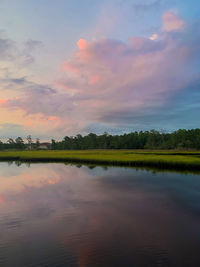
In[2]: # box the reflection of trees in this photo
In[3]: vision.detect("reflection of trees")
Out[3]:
[88,165,96,170]
[15,161,22,167]
[76,164,82,168]
[25,162,31,168]
[13,161,30,168]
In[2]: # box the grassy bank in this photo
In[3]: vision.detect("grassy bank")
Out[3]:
[0,150,200,171]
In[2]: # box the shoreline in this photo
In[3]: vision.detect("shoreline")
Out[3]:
[0,150,200,172]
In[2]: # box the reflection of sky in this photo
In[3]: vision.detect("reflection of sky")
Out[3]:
[0,163,200,266]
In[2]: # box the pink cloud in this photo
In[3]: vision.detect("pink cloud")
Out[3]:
[60,32,188,121]
[90,75,101,85]
[130,36,146,49]
[149,34,158,41]
[55,12,198,128]
[77,39,87,50]
[162,11,185,32]
[62,61,80,74]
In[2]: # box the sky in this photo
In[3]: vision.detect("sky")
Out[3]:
[0,0,200,140]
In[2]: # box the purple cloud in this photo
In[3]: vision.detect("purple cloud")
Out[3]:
[1,12,200,136]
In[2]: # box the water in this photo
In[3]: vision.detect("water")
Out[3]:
[0,162,200,266]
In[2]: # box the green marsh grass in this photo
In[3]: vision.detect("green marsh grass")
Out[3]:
[0,150,200,171]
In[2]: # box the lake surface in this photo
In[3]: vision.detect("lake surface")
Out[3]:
[0,162,200,266]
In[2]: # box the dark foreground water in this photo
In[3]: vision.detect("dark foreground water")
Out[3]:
[0,163,200,266]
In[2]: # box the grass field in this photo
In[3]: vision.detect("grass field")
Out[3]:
[0,150,200,171]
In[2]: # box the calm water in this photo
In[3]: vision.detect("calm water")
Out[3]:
[0,163,200,266]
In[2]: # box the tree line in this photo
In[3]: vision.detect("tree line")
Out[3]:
[1,129,200,150]
[52,129,200,150]
[0,129,200,150]
[0,135,40,150]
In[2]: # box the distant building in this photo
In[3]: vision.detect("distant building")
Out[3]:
[26,142,51,150]
[38,143,51,150]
